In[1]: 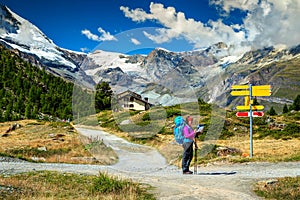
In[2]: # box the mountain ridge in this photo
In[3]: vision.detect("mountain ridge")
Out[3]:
[1,4,300,111]
[0,5,95,88]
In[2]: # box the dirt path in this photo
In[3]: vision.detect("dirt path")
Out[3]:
[1,127,299,200]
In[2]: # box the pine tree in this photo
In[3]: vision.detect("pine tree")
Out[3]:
[0,46,75,122]
[283,104,289,114]
[95,82,113,112]
[0,110,3,122]
[291,94,300,111]
[4,102,13,121]
[253,97,259,105]
[268,106,277,116]
[25,103,32,119]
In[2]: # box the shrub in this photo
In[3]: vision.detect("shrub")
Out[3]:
[91,172,130,194]
[219,128,234,139]
[142,109,167,121]
[282,123,300,138]
[166,108,181,118]
[254,177,300,200]
[142,113,151,121]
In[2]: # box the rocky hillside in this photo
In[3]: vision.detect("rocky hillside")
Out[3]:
[222,46,300,110]
[84,44,300,110]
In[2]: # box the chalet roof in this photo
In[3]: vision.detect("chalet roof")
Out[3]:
[117,90,141,99]
[117,90,153,106]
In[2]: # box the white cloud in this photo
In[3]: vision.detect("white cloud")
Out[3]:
[81,29,100,41]
[80,47,89,52]
[143,29,180,44]
[209,0,259,13]
[210,0,300,48]
[121,2,245,49]
[81,27,117,42]
[131,38,141,45]
[97,27,117,41]
[120,6,153,22]
[120,1,300,52]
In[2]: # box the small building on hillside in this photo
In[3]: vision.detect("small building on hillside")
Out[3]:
[116,90,153,111]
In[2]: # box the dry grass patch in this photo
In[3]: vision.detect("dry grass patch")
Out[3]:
[0,120,117,164]
[254,176,300,200]
[0,171,155,200]
[216,136,300,161]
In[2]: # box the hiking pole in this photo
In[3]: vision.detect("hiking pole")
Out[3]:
[194,136,198,175]
[194,125,204,175]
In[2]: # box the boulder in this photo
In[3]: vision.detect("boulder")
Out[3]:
[5,123,22,133]
[216,146,242,157]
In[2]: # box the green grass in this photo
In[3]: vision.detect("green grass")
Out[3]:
[95,100,300,165]
[97,100,300,144]
[254,176,300,200]
[256,122,300,140]
[0,171,155,200]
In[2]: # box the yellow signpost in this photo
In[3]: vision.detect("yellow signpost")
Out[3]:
[231,84,271,158]
[231,89,271,96]
[244,96,250,106]
[230,90,250,96]
[252,90,272,96]
[231,85,249,89]
[236,105,264,110]
[252,85,272,96]
[252,85,272,90]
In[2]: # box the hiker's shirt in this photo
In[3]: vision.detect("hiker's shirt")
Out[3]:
[183,125,195,143]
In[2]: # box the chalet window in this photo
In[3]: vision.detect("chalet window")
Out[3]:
[129,97,134,102]
[129,104,134,108]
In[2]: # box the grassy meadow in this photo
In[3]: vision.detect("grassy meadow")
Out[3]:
[0,171,155,200]
[1,100,299,199]
[92,101,300,165]
[254,176,300,200]
[0,120,117,165]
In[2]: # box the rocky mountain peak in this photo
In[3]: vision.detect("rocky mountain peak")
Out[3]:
[289,44,300,55]
[0,4,95,88]
[0,5,21,34]
[146,48,175,60]
[212,42,228,49]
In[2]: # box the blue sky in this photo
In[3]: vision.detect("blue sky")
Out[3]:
[1,0,300,55]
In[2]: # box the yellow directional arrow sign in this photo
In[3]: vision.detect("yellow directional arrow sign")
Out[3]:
[230,90,250,96]
[236,105,265,110]
[231,85,249,89]
[231,85,272,96]
[252,85,271,90]
[252,85,272,96]
[252,90,272,96]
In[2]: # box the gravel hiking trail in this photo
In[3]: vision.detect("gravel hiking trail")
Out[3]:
[0,127,299,200]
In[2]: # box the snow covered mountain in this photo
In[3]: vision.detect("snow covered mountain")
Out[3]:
[1,4,300,110]
[0,5,94,88]
[82,43,300,108]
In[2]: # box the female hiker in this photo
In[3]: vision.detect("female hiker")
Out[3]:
[182,116,197,174]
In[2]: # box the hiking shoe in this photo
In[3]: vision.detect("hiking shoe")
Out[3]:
[183,171,193,174]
